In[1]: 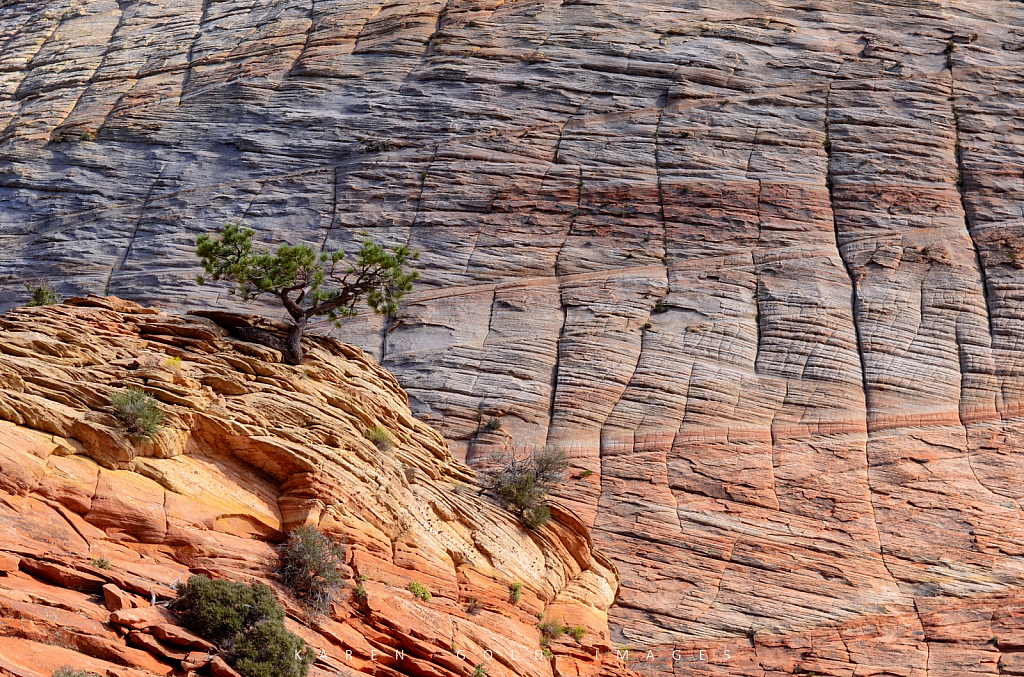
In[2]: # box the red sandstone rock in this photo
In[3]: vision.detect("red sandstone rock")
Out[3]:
[18,559,105,593]
[128,630,189,662]
[0,636,154,677]
[0,553,19,573]
[8,0,1021,671]
[102,583,134,612]
[151,623,215,651]
[210,655,244,677]
[182,650,212,670]
[0,303,627,677]
[109,605,177,630]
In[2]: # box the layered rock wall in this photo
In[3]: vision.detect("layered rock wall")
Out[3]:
[3,0,1024,673]
[0,298,626,677]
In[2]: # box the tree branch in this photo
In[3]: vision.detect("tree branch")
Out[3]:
[278,290,305,322]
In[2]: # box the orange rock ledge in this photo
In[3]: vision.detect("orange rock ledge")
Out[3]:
[0,296,632,677]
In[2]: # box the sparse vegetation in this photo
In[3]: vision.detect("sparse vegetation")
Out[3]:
[485,417,502,431]
[171,575,313,677]
[89,557,111,570]
[466,596,481,614]
[163,356,182,371]
[109,388,164,440]
[353,583,367,601]
[408,581,431,602]
[568,625,586,643]
[652,299,668,314]
[509,582,523,604]
[195,223,418,364]
[579,469,594,479]
[536,617,566,642]
[277,525,346,618]
[472,664,487,677]
[24,281,63,307]
[479,447,569,529]
[53,668,99,677]
[364,425,392,451]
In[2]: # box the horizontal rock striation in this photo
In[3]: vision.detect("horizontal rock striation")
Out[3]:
[2,0,1024,673]
[0,298,627,677]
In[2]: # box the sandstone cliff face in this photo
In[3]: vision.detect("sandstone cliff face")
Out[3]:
[0,298,627,677]
[3,0,1024,673]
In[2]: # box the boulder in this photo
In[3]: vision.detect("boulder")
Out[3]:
[102,583,135,612]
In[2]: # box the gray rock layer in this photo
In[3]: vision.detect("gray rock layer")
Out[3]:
[3,0,1024,672]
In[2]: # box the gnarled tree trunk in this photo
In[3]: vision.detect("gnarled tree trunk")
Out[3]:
[231,323,305,365]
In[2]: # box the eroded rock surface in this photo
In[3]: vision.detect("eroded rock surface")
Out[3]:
[3,0,1024,673]
[0,299,627,677]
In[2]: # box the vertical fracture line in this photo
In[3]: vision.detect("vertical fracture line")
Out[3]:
[826,77,870,419]
[948,41,996,341]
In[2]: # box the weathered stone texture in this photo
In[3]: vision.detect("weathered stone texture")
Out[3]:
[3,0,1024,673]
[0,299,627,676]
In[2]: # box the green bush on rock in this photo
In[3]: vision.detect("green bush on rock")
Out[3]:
[277,525,347,618]
[171,575,313,677]
[109,387,164,440]
[480,447,568,529]
[24,281,62,307]
[408,581,431,602]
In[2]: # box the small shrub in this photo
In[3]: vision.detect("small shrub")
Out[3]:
[89,557,111,570]
[109,388,164,440]
[24,282,62,307]
[485,417,502,431]
[579,469,594,479]
[353,583,367,600]
[53,668,99,677]
[277,525,346,618]
[480,447,568,529]
[171,575,281,646]
[542,647,553,659]
[472,664,487,677]
[466,596,481,615]
[537,617,566,641]
[568,625,586,643]
[232,619,314,677]
[652,299,668,314]
[408,581,431,602]
[163,356,182,371]
[509,582,523,604]
[170,575,312,677]
[521,503,551,530]
[364,425,392,451]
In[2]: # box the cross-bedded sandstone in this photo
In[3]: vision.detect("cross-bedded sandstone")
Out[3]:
[3,1,1024,673]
